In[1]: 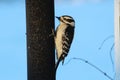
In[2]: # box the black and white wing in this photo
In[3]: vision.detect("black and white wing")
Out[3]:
[61,26,75,64]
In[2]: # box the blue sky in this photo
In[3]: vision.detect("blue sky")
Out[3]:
[0,1,26,80]
[0,0,114,80]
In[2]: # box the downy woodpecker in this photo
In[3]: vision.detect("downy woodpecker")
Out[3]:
[55,15,75,70]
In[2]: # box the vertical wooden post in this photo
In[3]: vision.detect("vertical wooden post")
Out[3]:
[26,0,55,80]
[115,0,120,80]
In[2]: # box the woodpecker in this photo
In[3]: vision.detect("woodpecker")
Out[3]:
[55,15,75,70]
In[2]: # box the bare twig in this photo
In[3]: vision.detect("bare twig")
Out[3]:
[99,35,114,50]
[98,35,115,72]
[109,43,115,71]
[64,57,114,80]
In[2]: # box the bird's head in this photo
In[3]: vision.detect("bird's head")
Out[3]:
[56,15,75,27]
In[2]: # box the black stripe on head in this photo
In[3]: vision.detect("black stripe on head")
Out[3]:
[62,15,75,23]
[64,18,74,23]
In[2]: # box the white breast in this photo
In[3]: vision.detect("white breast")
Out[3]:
[55,23,67,60]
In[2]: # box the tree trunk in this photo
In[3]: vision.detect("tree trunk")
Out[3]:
[26,0,55,80]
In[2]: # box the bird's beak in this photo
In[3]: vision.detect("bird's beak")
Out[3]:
[56,16,60,20]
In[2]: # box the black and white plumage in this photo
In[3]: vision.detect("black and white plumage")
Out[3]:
[55,15,75,70]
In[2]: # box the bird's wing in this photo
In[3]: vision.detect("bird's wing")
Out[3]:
[62,26,75,56]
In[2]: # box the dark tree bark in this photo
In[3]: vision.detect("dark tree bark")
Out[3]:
[26,0,55,80]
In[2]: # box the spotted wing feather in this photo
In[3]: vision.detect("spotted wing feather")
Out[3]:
[61,26,74,64]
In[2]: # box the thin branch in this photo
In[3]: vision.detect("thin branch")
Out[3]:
[109,43,115,71]
[64,57,114,80]
[98,35,115,72]
[99,35,114,50]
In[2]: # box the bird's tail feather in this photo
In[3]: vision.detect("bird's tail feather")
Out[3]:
[55,53,66,72]
[55,55,61,72]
